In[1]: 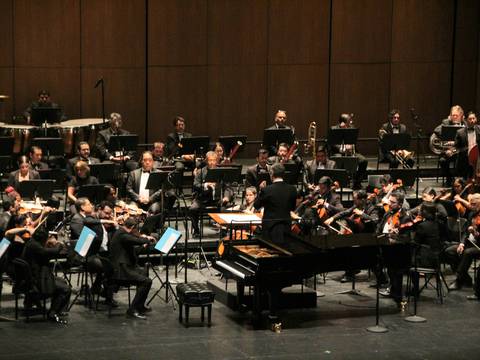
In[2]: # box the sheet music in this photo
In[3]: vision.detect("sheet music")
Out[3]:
[218,213,262,224]
[0,238,10,259]
[74,226,96,257]
[155,227,182,254]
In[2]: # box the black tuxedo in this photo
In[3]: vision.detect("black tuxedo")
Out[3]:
[95,127,134,161]
[126,168,163,203]
[378,122,412,168]
[254,180,297,241]
[454,125,480,178]
[303,159,336,186]
[7,170,40,190]
[109,227,152,312]
[165,131,192,158]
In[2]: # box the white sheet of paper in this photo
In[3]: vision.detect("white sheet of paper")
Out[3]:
[217,213,261,224]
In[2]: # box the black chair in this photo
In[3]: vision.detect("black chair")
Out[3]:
[12,258,47,321]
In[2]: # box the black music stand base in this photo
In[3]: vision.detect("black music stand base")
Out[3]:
[146,259,178,309]
[366,325,388,333]
[336,277,366,296]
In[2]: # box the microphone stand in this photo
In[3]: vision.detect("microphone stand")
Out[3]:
[411,109,421,200]
[94,78,106,124]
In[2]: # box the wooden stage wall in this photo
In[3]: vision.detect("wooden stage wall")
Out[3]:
[0,0,479,155]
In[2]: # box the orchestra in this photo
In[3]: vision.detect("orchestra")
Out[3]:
[3,96,480,329]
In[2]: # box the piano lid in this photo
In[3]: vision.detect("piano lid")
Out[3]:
[304,232,389,250]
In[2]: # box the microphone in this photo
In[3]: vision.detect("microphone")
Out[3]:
[94,78,103,88]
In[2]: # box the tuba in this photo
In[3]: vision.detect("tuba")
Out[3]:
[304,122,317,158]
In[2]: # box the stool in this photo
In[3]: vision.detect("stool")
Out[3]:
[176,282,215,326]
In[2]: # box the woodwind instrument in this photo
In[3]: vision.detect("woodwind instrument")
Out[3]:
[281,142,298,164]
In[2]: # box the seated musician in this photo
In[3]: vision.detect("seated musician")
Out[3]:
[23,229,71,324]
[23,89,66,125]
[66,142,100,180]
[376,191,411,306]
[29,146,49,171]
[110,217,155,319]
[254,163,297,242]
[409,187,448,225]
[378,109,414,168]
[70,198,117,306]
[165,116,192,159]
[190,151,234,237]
[445,193,480,291]
[151,142,170,168]
[267,142,303,170]
[229,187,258,213]
[8,156,40,191]
[303,146,335,190]
[95,112,137,171]
[67,161,100,213]
[126,151,173,215]
[453,111,479,179]
[245,148,271,191]
[434,105,465,186]
[436,178,471,218]
[330,113,368,189]
[265,110,296,156]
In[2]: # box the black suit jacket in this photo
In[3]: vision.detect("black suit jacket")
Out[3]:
[109,227,149,281]
[254,180,297,231]
[303,159,336,185]
[23,239,62,287]
[245,164,271,189]
[165,132,192,157]
[95,128,133,160]
[379,122,408,159]
[69,213,106,254]
[126,168,163,203]
[454,126,480,176]
[7,170,40,190]
[193,166,234,203]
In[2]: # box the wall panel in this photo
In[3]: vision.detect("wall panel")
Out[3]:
[14,0,80,67]
[82,0,145,68]
[0,69,14,122]
[208,0,267,65]
[148,67,207,142]
[82,68,145,139]
[268,0,330,64]
[268,65,329,139]
[0,0,13,67]
[331,0,393,63]
[148,0,207,66]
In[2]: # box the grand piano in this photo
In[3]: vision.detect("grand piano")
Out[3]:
[213,231,411,324]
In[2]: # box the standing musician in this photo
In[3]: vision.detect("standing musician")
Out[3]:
[23,229,71,324]
[67,161,100,213]
[376,191,411,306]
[66,142,100,180]
[303,146,336,190]
[433,105,465,186]
[245,148,272,191]
[8,156,41,191]
[330,113,368,189]
[95,112,137,171]
[24,89,66,124]
[109,217,155,320]
[265,110,296,156]
[445,193,480,291]
[452,111,479,180]
[189,151,235,237]
[69,198,117,306]
[126,151,170,215]
[378,109,414,168]
[254,163,297,242]
[165,116,192,159]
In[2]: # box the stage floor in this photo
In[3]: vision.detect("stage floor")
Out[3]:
[1,264,480,360]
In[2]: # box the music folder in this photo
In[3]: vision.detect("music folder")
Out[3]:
[0,238,11,259]
[155,227,182,255]
[74,226,96,257]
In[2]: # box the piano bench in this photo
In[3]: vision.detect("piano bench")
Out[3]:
[176,282,215,326]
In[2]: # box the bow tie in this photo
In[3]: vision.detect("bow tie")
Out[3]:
[142,170,151,174]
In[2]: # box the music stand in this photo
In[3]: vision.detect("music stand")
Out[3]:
[30,107,62,126]
[89,162,119,184]
[179,136,210,156]
[314,169,349,188]
[328,128,359,148]
[218,135,247,156]
[31,137,64,160]
[256,171,271,188]
[331,155,359,176]
[283,162,301,185]
[77,184,109,204]
[18,179,55,200]
[389,169,417,188]
[147,228,182,307]
[441,125,462,142]
[108,134,138,154]
[380,133,411,152]
[0,137,14,156]
[205,167,242,188]
[263,128,294,155]
[141,213,164,235]
[37,169,66,191]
